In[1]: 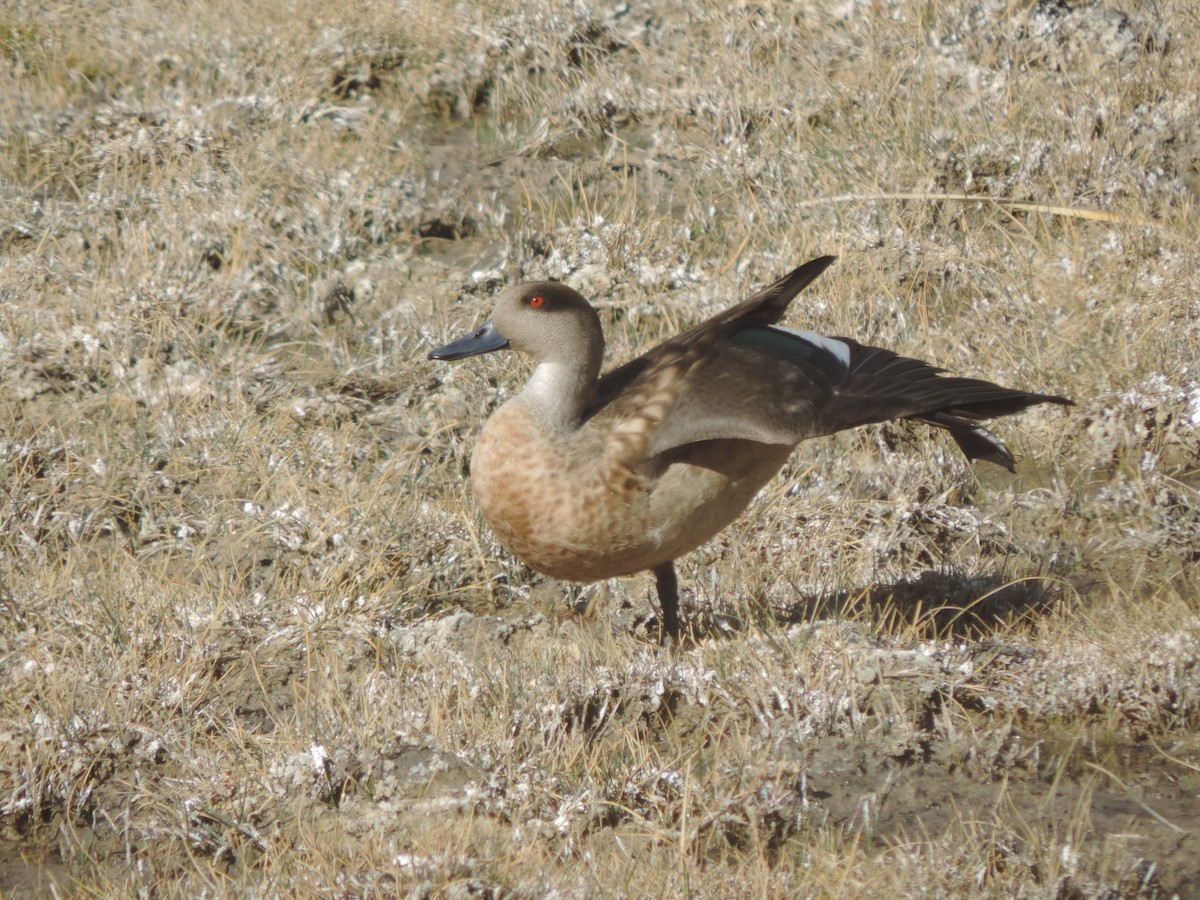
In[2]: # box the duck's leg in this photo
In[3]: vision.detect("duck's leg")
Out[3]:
[653,562,682,643]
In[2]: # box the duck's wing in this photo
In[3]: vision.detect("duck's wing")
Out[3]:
[585,256,837,417]
[587,257,1070,474]
[584,258,837,471]
[641,325,1072,471]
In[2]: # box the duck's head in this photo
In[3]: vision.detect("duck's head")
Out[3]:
[428,282,602,364]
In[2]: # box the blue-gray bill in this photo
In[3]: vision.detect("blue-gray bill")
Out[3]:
[428,320,511,360]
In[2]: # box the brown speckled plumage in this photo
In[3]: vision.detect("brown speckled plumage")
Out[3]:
[471,401,791,581]
[429,257,1072,641]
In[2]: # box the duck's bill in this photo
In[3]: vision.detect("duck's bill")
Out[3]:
[427,321,511,360]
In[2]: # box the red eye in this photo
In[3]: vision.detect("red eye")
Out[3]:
[528,295,546,308]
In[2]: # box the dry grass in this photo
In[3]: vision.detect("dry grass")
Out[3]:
[2,0,1199,895]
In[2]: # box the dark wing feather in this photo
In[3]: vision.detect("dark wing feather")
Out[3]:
[821,340,1073,470]
[583,257,837,421]
[585,258,1072,470]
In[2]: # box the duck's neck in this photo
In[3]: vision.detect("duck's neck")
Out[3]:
[518,355,601,434]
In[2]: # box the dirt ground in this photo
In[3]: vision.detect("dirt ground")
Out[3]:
[2,0,1199,896]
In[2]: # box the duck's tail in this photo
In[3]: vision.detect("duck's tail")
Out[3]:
[828,339,1073,470]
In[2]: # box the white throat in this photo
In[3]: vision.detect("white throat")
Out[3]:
[520,360,592,430]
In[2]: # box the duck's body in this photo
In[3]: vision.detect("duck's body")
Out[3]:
[429,257,1072,640]
[472,403,791,581]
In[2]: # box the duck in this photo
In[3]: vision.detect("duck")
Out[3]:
[428,256,1072,641]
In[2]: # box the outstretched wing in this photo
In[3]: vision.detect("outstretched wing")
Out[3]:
[586,258,1070,473]
[584,257,837,470]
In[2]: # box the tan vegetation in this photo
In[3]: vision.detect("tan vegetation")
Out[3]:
[2,0,1198,895]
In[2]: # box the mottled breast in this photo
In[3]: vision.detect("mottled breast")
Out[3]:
[469,403,651,581]
[469,402,797,583]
